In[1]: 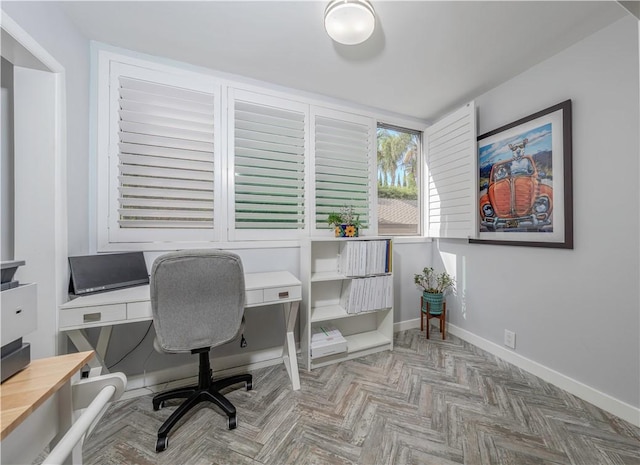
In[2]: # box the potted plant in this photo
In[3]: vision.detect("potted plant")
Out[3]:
[327,206,361,237]
[414,267,455,315]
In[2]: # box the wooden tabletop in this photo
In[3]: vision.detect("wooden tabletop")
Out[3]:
[0,351,94,440]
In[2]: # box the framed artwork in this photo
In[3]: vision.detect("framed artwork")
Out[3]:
[469,100,573,248]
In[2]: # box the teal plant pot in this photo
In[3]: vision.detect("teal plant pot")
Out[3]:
[422,292,444,315]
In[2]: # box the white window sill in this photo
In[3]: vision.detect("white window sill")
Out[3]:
[98,235,432,253]
[387,236,432,244]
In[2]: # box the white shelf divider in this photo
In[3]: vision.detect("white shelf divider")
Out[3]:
[310,271,346,282]
[311,304,348,322]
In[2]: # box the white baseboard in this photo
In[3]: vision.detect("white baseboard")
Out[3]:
[126,346,290,391]
[446,323,640,428]
[394,318,421,332]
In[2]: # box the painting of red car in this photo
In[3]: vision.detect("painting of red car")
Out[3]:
[479,154,553,232]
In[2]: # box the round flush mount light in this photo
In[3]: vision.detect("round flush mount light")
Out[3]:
[324,0,376,45]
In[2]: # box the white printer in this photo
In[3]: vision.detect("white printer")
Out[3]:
[1,260,37,382]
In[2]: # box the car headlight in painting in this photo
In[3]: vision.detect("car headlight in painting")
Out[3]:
[534,197,549,214]
[482,204,494,217]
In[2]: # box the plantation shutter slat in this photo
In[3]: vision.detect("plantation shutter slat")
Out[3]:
[236,184,302,197]
[118,209,213,220]
[118,142,212,162]
[235,193,301,204]
[316,157,365,172]
[316,170,368,182]
[119,132,213,153]
[235,146,303,164]
[118,186,211,200]
[425,102,476,238]
[119,110,213,133]
[118,220,211,229]
[116,74,215,230]
[119,100,213,125]
[118,175,212,191]
[314,115,371,228]
[235,156,301,172]
[119,120,212,143]
[119,153,213,172]
[120,197,209,210]
[233,96,306,230]
[119,164,213,182]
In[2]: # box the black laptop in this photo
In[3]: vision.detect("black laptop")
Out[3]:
[68,252,149,296]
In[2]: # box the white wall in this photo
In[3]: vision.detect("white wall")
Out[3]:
[1,58,14,261]
[392,241,432,325]
[437,16,639,409]
[1,1,89,256]
[13,66,59,358]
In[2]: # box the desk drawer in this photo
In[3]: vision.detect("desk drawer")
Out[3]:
[59,304,126,328]
[128,301,152,320]
[1,283,37,343]
[263,285,301,303]
[245,289,263,306]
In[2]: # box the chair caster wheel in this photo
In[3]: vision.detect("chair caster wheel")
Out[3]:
[246,380,252,391]
[153,401,163,411]
[228,415,237,430]
[156,436,168,452]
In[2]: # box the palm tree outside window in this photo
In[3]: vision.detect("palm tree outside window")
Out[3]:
[377,124,421,236]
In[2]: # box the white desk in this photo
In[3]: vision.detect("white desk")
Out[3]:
[59,271,302,390]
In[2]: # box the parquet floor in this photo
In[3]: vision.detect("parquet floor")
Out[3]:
[82,329,640,465]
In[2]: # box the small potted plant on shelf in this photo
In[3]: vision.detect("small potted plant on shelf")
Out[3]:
[327,206,361,238]
[414,267,455,315]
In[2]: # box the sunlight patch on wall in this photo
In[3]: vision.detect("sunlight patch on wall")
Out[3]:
[439,250,467,320]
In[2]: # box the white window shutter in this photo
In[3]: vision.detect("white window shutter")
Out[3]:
[312,108,374,234]
[228,90,308,241]
[425,101,477,239]
[105,62,220,244]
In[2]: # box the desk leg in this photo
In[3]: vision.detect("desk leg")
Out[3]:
[65,329,109,377]
[282,301,300,391]
[95,325,113,362]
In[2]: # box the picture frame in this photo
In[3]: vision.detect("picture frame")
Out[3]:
[469,100,573,248]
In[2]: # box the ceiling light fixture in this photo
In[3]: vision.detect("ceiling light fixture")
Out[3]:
[324,0,376,46]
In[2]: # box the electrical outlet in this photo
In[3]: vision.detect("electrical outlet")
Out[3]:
[504,329,516,349]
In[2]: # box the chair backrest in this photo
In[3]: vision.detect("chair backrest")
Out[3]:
[151,250,246,353]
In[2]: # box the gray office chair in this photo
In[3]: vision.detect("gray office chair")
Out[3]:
[150,250,252,452]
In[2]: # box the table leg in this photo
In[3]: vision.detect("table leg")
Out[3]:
[65,329,109,377]
[95,325,113,362]
[281,301,300,391]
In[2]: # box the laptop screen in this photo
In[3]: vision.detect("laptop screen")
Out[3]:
[69,252,149,295]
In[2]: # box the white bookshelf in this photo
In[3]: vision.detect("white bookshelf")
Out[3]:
[300,237,394,370]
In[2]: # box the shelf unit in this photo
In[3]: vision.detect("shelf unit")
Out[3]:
[300,237,394,370]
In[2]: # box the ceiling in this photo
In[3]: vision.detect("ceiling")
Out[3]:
[59,1,627,122]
